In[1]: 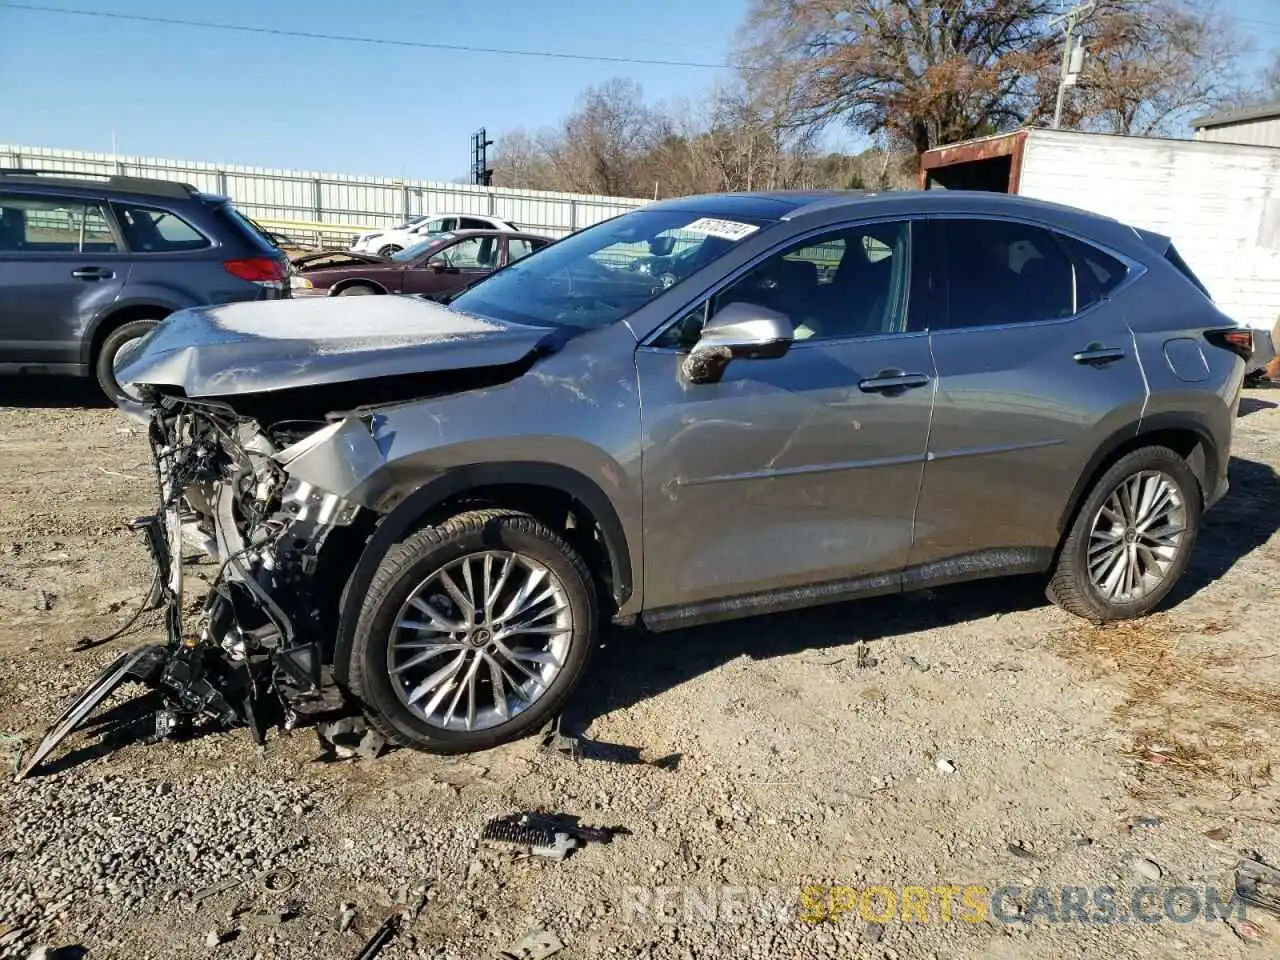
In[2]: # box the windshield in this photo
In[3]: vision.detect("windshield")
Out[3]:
[449,209,769,329]
[391,233,453,262]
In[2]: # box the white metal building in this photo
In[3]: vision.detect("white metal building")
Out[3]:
[1193,100,1280,149]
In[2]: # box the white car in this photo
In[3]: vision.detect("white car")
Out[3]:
[350,213,520,256]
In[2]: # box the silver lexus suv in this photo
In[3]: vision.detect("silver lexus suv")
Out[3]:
[23,189,1249,774]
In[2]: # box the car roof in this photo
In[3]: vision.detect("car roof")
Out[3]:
[0,169,211,203]
[643,188,1121,229]
[429,229,547,240]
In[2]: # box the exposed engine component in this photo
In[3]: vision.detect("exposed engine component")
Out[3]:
[18,395,364,780]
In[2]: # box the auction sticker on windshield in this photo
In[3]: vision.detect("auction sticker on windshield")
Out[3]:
[683,218,760,241]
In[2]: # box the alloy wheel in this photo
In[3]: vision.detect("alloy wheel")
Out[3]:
[1087,469,1187,604]
[386,551,573,731]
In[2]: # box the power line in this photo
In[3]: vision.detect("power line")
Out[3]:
[0,1,732,69]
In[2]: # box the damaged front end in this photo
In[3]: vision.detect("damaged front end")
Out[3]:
[19,397,369,779]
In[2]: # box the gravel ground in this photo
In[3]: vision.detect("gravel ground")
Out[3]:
[0,379,1278,959]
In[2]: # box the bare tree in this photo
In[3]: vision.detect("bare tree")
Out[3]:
[742,0,1061,156]
[1071,0,1255,135]
[491,129,560,191]
[1266,49,1280,96]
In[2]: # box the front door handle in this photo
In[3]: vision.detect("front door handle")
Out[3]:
[1073,345,1126,366]
[858,370,930,393]
[71,267,114,281]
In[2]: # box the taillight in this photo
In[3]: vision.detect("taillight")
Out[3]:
[1205,327,1253,362]
[223,257,287,284]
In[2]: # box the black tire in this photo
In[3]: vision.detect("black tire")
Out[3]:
[337,284,376,296]
[95,318,162,401]
[347,509,598,753]
[376,244,403,257]
[1047,446,1202,622]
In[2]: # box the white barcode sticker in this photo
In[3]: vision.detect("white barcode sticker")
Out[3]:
[682,217,760,241]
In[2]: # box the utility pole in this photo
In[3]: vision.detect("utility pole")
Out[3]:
[1050,1,1095,129]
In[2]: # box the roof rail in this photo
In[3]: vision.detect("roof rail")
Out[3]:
[0,169,199,200]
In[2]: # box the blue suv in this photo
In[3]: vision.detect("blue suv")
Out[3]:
[0,170,290,398]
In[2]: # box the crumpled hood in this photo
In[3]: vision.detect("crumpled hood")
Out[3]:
[115,295,556,398]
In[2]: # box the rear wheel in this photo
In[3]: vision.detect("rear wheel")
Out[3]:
[347,509,598,753]
[337,284,377,296]
[95,317,162,401]
[1048,446,1201,622]
[377,244,403,257]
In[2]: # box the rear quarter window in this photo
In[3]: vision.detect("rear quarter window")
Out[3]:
[115,204,211,252]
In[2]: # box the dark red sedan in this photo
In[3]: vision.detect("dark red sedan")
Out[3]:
[288,229,552,299]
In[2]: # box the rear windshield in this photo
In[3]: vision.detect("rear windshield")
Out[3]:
[1165,244,1212,299]
[219,203,283,255]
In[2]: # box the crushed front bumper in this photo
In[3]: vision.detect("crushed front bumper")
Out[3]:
[17,400,361,780]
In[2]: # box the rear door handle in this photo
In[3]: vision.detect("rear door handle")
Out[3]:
[71,267,114,281]
[858,371,930,393]
[1073,345,1125,366]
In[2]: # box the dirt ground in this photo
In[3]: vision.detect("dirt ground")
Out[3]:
[1,379,1278,960]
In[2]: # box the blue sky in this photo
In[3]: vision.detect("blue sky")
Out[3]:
[1,0,1278,182]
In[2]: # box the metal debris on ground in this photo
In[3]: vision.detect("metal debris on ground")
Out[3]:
[315,718,386,763]
[191,876,247,904]
[1235,855,1280,917]
[537,715,581,763]
[855,643,877,669]
[1007,842,1036,860]
[900,654,930,672]
[351,914,400,960]
[1204,826,1231,842]
[1122,815,1163,832]
[34,589,52,611]
[498,927,564,960]
[991,660,1024,672]
[934,757,956,774]
[335,903,358,933]
[480,812,625,861]
[260,867,296,894]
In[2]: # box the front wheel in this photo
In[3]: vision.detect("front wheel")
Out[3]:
[96,318,161,401]
[377,244,403,257]
[347,510,598,753]
[1048,446,1202,622]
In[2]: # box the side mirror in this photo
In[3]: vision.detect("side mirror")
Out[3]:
[428,260,450,274]
[680,301,794,385]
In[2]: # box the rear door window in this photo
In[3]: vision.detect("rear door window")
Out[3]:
[934,219,1078,329]
[114,204,210,252]
[459,217,491,230]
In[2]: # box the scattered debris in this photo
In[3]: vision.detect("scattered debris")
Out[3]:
[991,661,1024,672]
[934,757,956,774]
[1071,832,1094,847]
[1121,814,1163,834]
[498,928,564,960]
[1205,827,1232,842]
[34,589,52,611]
[862,923,885,944]
[855,643,878,669]
[900,654,931,672]
[1007,842,1036,860]
[351,914,400,960]
[335,903,358,933]
[480,812,626,861]
[316,719,385,763]
[1131,857,1163,881]
[260,867,296,894]
[204,928,232,949]
[192,876,247,904]
[1235,855,1280,917]
[537,715,581,763]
